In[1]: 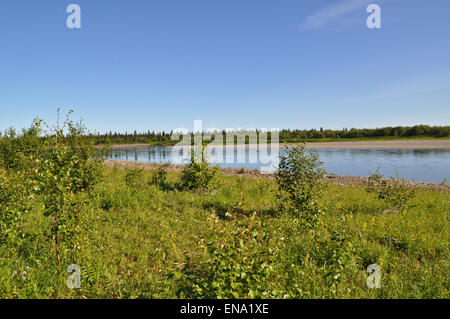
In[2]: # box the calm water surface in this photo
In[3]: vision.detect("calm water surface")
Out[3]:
[105,146,450,183]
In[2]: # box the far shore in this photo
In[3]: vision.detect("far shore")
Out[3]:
[104,139,450,150]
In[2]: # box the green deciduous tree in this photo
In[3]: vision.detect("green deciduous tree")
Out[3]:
[276,145,326,229]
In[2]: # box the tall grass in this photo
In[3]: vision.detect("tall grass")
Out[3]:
[0,165,448,298]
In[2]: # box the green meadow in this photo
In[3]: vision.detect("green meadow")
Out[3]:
[1,166,448,299]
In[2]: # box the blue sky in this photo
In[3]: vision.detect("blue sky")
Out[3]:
[0,0,449,133]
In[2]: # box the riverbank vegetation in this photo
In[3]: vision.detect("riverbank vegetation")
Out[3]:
[0,116,448,299]
[88,125,450,146]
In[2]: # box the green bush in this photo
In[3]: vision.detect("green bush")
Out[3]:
[170,215,284,298]
[0,121,42,243]
[0,170,33,243]
[35,111,103,264]
[0,121,43,171]
[276,145,326,229]
[0,110,103,265]
[177,148,219,191]
[149,167,168,190]
[365,173,416,211]
[124,167,145,188]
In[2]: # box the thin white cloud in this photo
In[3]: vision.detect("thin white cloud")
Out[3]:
[299,0,375,31]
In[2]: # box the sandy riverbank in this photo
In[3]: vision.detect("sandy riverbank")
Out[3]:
[104,139,450,150]
[302,139,450,149]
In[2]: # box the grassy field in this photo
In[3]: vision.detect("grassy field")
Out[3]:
[1,165,448,299]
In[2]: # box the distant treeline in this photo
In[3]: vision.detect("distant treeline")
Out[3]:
[89,125,450,145]
[279,125,450,142]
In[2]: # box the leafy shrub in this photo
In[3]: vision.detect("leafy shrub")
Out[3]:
[0,122,43,243]
[149,167,168,190]
[124,167,145,188]
[35,111,103,264]
[0,110,103,265]
[177,148,219,191]
[170,215,284,298]
[365,173,416,211]
[0,121,43,171]
[276,145,326,229]
[0,170,33,243]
